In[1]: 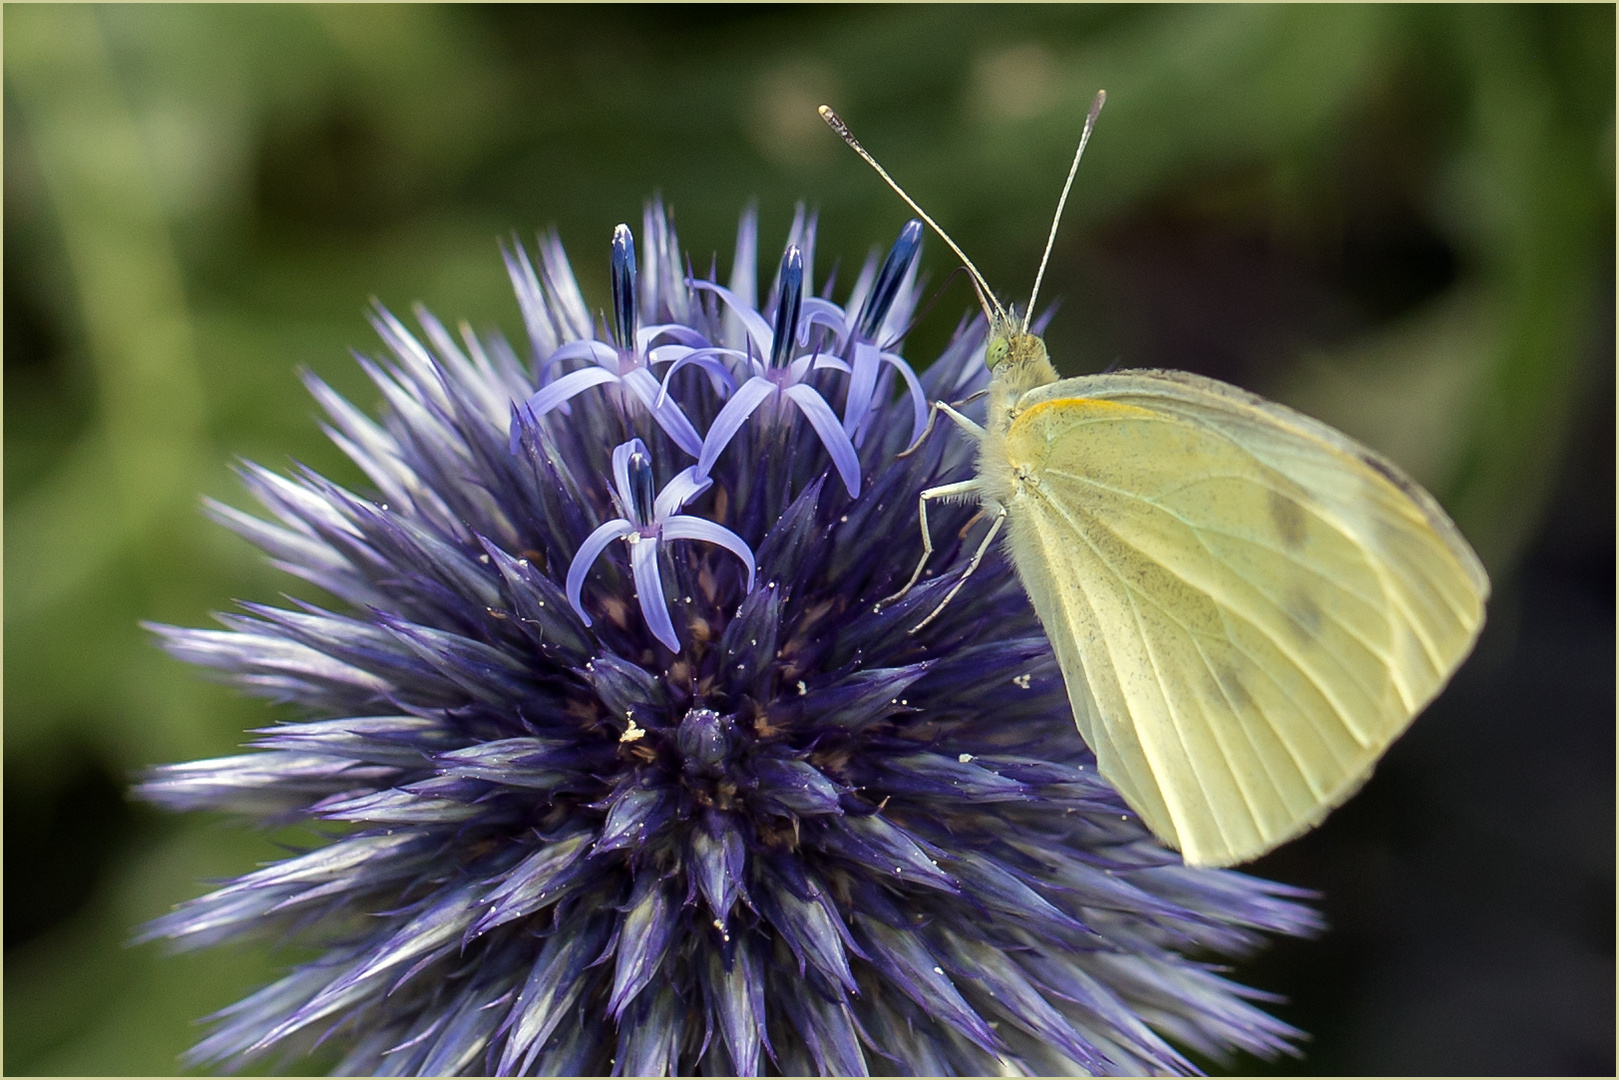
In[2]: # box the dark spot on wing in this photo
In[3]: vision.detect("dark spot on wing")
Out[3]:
[1287,589,1323,642]
[1214,662,1252,711]
[1268,487,1308,549]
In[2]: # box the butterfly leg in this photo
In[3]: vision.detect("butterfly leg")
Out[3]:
[878,478,982,607]
[897,398,988,458]
[910,502,1007,634]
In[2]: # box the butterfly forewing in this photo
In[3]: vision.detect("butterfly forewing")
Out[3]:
[999,370,1488,866]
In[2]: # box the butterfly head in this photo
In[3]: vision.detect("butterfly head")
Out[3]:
[986,318,1058,392]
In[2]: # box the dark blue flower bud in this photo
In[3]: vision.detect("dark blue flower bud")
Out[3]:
[625,446,655,529]
[769,245,803,369]
[857,219,922,340]
[677,707,733,770]
[611,223,638,351]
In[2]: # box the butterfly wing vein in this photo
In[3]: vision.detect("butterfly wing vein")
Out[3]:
[999,371,1487,866]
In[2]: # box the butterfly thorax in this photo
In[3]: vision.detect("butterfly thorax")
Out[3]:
[976,326,1059,509]
[985,327,1059,429]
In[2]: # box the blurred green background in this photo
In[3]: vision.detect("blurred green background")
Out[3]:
[5,5,1612,1074]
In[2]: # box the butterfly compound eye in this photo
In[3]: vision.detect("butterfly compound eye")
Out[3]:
[986,337,1011,369]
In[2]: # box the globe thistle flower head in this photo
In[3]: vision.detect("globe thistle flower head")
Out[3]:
[140,203,1321,1076]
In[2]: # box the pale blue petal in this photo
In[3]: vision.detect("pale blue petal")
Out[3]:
[800,297,850,349]
[502,238,559,361]
[630,537,680,651]
[652,347,746,408]
[565,519,634,625]
[783,383,862,497]
[541,338,617,377]
[518,366,620,422]
[621,367,704,457]
[689,280,774,360]
[661,515,757,591]
[880,350,930,444]
[696,376,777,480]
[636,322,708,354]
[611,439,649,516]
[653,466,712,521]
[810,354,852,374]
[843,341,882,438]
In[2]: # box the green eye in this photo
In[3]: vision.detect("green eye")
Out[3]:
[986,338,1010,369]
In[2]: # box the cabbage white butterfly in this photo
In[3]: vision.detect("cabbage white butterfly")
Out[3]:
[821,94,1489,867]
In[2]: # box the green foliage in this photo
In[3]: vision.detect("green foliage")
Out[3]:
[5,5,1611,1073]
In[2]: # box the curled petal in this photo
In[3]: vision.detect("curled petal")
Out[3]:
[629,535,680,652]
[610,438,654,524]
[690,280,774,360]
[621,367,704,457]
[517,366,620,424]
[653,466,713,521]
[786,352,851,385]
[661,515,757,592]
[842,341,882,439]
[696,376,777,480]
[879,350,930,445]
[800,297,851,350]
[541,338,618,378]
[636,322,709,355]
[783,383,862,497]
[565,519,635,625]
[652,346,747,408]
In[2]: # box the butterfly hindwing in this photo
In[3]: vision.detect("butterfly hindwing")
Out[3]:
[999,370,1488,866]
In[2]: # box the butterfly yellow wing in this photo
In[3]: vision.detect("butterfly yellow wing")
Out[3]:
[997,369,1488,867]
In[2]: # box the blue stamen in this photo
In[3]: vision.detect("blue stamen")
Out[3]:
[857,219,922,340]
[611,223,638,351]
[626,446,656,529]
[769,245,803,370]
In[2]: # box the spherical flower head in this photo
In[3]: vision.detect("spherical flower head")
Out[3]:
[139,200,1321,1076]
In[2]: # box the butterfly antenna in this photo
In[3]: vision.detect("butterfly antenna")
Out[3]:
[819,105,1008,328]
[1024,89,1106,334]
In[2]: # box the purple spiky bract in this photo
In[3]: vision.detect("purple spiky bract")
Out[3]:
[139,202,1321,1076]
